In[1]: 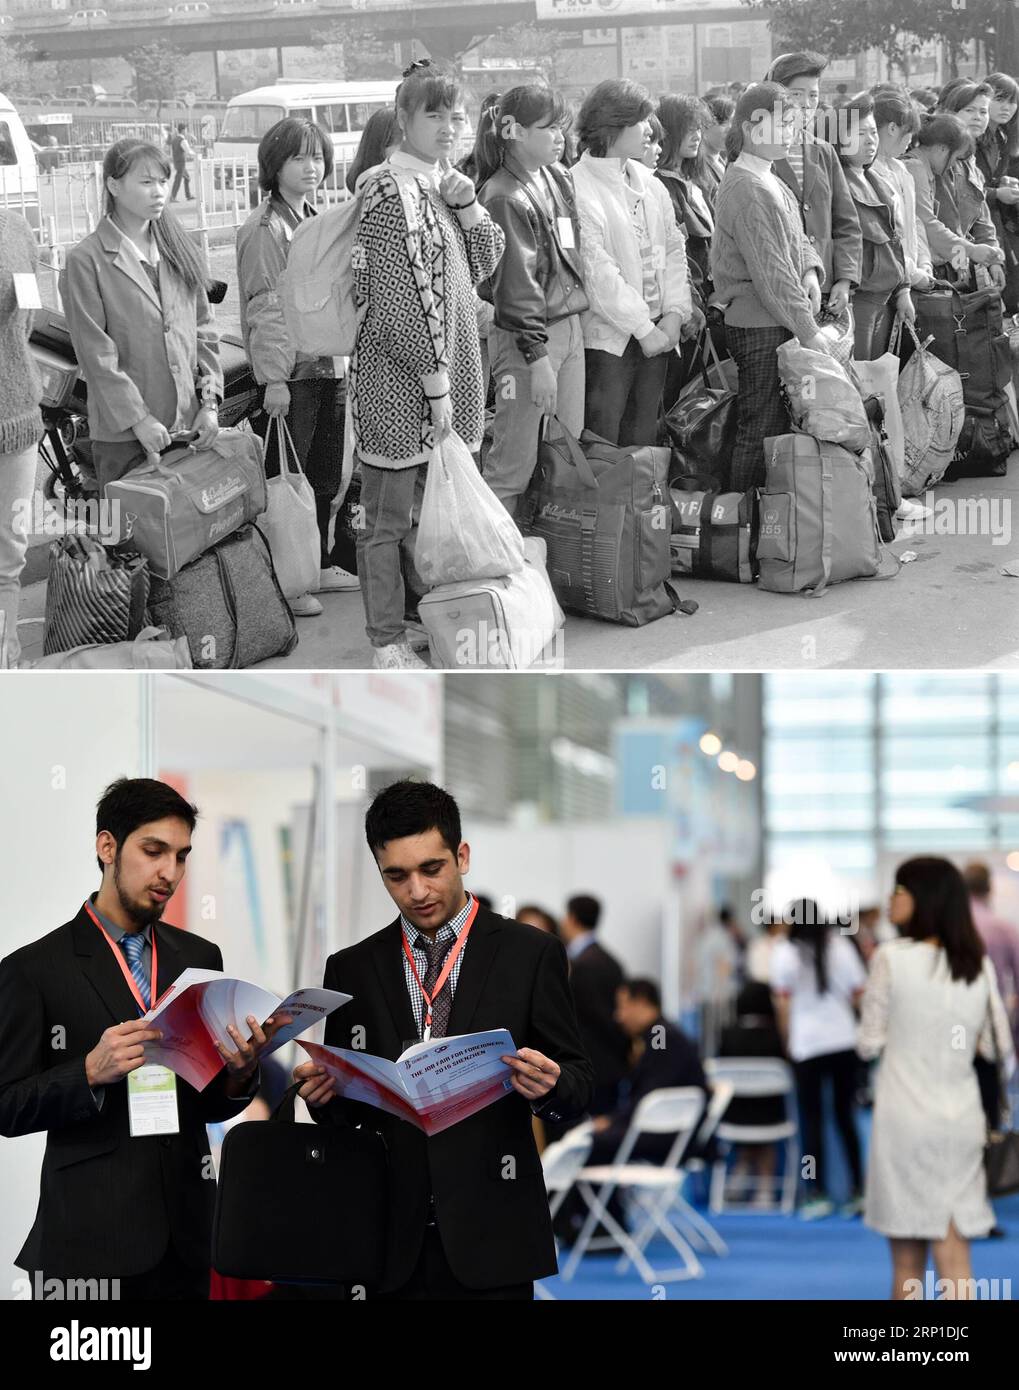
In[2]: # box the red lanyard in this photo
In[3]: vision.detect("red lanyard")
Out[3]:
[84,900,158,1017]
[402,896,478,1041]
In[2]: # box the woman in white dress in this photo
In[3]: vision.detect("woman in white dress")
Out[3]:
[859,857,1016,1299]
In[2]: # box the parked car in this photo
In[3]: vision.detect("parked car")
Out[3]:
[170,1,210,13]
[69,9,110,24]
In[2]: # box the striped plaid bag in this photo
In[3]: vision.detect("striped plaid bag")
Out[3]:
[43,534,149,656]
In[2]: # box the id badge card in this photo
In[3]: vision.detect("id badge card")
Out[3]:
[127,1065,180,1137]
[13,273,42,310]
[557,217,576,250]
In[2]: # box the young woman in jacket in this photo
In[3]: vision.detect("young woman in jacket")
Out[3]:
[977,72,1019,314]
[710,83,832,492]
[236,117,358,620]
[833,94,912,360]
[61,138,222,501]
[475,84,589,519]
[571,78,695,447]
[932,82,1007,291]
[870,89,937,298]
[349,61,505,670]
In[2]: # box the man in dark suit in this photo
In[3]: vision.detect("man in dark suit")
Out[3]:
[294,779,593,1300]
[0,777,274,1299]
[587,978,709,1165]
[559,895,629,1116]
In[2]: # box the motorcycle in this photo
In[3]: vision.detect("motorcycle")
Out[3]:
[29,280,262,515]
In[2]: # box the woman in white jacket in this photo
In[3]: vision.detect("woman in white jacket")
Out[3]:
[571,79,695,446]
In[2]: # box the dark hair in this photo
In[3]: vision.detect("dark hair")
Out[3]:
[937,79,993,118]
[459,91,501,181]
[914,112,974,159]
[704,94,735,126]
[516,904,558,936]
[829,92,875,159]
[657,93,710,171]
[785,898,830,994]
[765,50,828,86]
[911,87,940,114]
[725,82,792,162]
[176,122,186,133]
[395,57,461,122]
[364,779,462,858]
[576,78,653,158]
[984,72,1019,158]
[621,977,661,1010]
[96,777,198,873]
[894,857,985,984]
[257,117,333,196]
[102,139,209,295]
[471,84,572,187]
[346,106,400,193]
[962,860,992,899]
[567,893,601,930]
[871,88,921,137]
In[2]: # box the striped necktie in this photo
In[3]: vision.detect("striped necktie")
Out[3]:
[120,931,150,1011]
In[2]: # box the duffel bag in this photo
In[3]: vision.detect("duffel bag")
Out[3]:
[105,426,267,580]
[913,285,1012,411]
[776,340,872,450]
[418,538,565,670]
[895,322,965,495]
[757,433,882,595]
[660,336,738,487]
[43,533,149,655]
[670,489,758,583]
[147,523,298,669]
[521,417,697,627]
[946,403,1013,479]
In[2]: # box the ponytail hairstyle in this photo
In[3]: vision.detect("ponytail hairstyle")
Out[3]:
[458,90,501,181]
[785,898,831,995]
[346,106,400,193]
[395,56,461,129]
[102,138,208,296]
[985,71,1019,158]
[913,111,974,162]
[725,81,792,163]
[471,84,572,188]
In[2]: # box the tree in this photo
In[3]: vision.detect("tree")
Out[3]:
[312,22,401,81]
[127,41,186,122]
[0,37,34,100]
[478,20,566,85]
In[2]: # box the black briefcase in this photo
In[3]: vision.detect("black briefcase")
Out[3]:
[212,1083,388,1287]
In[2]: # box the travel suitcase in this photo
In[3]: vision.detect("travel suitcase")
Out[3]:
[105,427,267,580]
[669,489,758,583]
[418,537,564,670]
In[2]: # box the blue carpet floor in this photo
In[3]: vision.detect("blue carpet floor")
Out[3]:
[541,1193,1019,1301]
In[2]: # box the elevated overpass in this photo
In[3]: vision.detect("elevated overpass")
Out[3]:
[16,1,767,64]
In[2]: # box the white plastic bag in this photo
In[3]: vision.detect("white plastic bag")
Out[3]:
[261,418,320,599]
[415,431,525,586]
[852,353,905,478]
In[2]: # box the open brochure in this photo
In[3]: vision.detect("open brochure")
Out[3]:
[298,1029,518,1136]
[140,968,351,1092]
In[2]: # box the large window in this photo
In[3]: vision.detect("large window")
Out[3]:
[764,673,1019,907]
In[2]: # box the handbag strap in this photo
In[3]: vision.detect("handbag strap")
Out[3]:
[270,1080,304,1124]
[272,416,307,480]
[804,442,834,598]
[663,578,699,615]
[983,989,1012,1134]
[546,415,599,491]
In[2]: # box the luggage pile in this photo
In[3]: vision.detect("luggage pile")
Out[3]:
[38,426,299,670]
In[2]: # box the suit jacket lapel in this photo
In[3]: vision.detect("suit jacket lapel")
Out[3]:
[774,158,799,202]
[372,921,419,1052]
[99,216,162,311]
[74,903,147,1025]
[447,910,501,1037]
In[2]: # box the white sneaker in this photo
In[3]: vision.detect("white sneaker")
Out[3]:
[318,565,360,592]
[896,499,933,522]
[290,592,323,617]
[371,640,429,670]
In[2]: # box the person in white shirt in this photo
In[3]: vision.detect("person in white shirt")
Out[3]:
[859,858,1015,1300]
[770,899,867,1220]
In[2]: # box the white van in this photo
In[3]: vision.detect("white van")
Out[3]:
[213,80,399,194]
[0,91,40,229]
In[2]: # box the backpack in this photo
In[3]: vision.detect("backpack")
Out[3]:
[949,404,1013,479]
[757,434,882,595]
[895,324,965,496]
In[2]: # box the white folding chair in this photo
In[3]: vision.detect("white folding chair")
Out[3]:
[628,1078,736,1269]
[537,1124,594,1300]
[704,1057,798,1214]
[561,1088,707,1285]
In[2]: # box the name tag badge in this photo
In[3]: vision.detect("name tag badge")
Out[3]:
[13,273,42,310]
[557,217,576,250]
[127,1064,180,1137]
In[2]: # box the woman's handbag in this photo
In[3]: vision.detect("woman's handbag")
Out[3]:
[261,417,321,599]
[212,1083,388,1286]
[43,534,149,655]
[661,335,739,488]
[983,1000,1019,1198]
